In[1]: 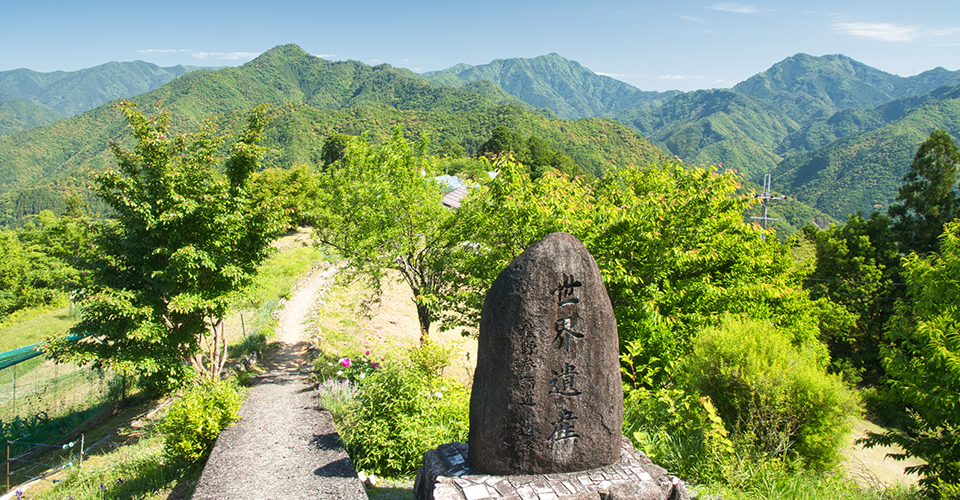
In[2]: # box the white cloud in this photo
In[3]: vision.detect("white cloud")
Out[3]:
[659,75,704,81]
[710,3,760,14]
[595,71,626,78]
[192,51,260,61]
[841,22,928,42]
[137,49,192,54]
[136,49,261,61]
[313,53,335,59]
[680,15,704,22]
[833,22,922,41]
[928,27,960,37]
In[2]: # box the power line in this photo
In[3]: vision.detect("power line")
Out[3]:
[805,277,908,287]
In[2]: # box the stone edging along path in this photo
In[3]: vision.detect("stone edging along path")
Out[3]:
[192,264,368,500]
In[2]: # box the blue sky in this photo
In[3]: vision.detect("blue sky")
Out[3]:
[3,0,959,92]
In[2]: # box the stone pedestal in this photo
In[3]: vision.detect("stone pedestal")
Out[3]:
[413,437,690,500]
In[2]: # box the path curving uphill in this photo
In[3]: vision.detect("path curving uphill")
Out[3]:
[192,264,367,500]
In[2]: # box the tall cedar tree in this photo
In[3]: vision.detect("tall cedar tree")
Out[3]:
[889,129,960,255]
[49,101,283,390]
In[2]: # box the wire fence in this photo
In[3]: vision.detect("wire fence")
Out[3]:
[1,344,122,494]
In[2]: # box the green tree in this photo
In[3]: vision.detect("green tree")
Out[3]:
[476,125,527,160]
[525,135,584,180]
[49,101,284,390]
[808,212,902,386]
[440,160,825,382]
[889,129,960,256]
[435,156,592,333]
[0,229,29,318]
[438,138,466,159]
[862,220,960,496]
[250,164,322,229]
[0,203,91,321]
[311,128,452,344]
[321,133,353,167]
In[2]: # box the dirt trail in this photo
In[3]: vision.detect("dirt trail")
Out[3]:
[192,264,367,500]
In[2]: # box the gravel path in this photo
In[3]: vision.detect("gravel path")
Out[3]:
[193,264,368,500]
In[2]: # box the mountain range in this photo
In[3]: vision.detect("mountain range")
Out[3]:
[2,44,960,231]
[0,61,199,135]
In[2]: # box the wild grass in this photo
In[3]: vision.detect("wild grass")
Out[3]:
[635,427,922,500]
[27,408,205,500]
[0,299,76,352]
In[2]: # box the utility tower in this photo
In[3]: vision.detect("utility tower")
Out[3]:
[751,174,785,231]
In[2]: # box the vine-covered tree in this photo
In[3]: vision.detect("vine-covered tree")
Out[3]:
[889,129,960,255]
[807,212,902,386]
[48,101,284,390]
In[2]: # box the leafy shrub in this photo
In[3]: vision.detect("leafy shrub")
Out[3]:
[408,339,456,377]
[339,354,468,478]
[699,457,920,500]
[159,380,242,462]
[683,315,860,471]
[316,379,358,423]
[624,385,733,483]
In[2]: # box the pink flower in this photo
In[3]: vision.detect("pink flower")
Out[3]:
[339,357,351,368]
[365,350,370,355]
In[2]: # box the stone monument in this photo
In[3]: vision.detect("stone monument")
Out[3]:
[414,232,689,500]
[469,231,622,474]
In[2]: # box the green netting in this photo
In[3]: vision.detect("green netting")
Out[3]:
[0,333,88,372]
[0,342,44,371]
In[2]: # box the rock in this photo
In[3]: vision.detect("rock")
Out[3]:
[469,232,623,475]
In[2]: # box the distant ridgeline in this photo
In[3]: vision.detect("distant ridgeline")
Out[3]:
[2,44,960,230]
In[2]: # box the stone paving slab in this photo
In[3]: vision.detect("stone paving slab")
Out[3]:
[414,436,689,500]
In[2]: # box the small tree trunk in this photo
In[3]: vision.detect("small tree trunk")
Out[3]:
[416,303,432,346]
[207,316,227,381]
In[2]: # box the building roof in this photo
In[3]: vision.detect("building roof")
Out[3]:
[441,187,468,209]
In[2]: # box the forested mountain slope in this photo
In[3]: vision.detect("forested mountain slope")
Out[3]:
[775,83,960,217]
[617,89,800,181]
[421,53,680,120]
[0,61,195,134]
[4,46,960,225]
[734,53,960,124]
[0,45,666,207]
[612,54,960,220]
